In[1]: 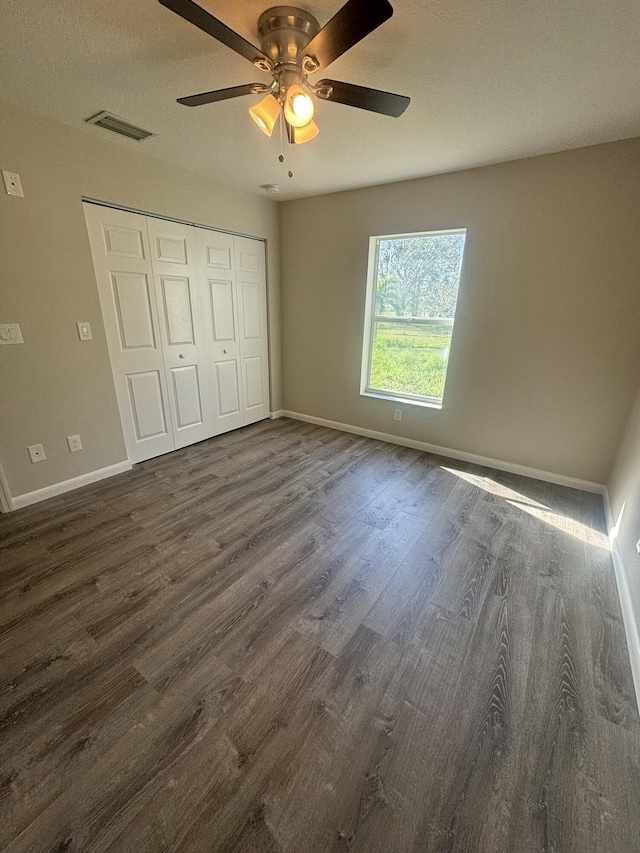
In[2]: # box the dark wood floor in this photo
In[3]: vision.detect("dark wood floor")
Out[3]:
[1,417,639,852]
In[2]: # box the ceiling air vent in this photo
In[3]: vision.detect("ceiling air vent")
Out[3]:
[85,111,154,141]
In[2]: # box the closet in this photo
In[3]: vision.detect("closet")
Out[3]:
[83,202,270,463]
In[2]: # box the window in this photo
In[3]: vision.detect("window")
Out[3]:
[361,229,467,408]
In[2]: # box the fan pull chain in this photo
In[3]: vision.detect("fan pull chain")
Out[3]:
[287,118,294,178]
[275,112,294,178]
[288,138,294,178]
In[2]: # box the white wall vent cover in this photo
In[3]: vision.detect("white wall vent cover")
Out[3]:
[85,111,154,141]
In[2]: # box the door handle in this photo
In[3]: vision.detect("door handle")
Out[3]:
[223,349,228,354]
[179,353,185,359]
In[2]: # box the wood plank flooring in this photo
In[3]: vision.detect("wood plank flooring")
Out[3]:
[1,417,639,852]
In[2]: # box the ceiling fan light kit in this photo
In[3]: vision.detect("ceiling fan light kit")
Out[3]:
[290,118,319,144]
[159,0,410,149]
[249,93,281,136]
[283,83,314,128]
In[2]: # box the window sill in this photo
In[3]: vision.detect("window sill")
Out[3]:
[360,390,443,410]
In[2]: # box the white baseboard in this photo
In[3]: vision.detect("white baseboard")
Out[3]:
[603,488,640,716]
[10,461,132,511]
[281,410,605,494]
[270,410,285,420]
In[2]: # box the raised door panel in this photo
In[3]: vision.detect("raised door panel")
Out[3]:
[243,356,265,411]
[171,365,204,430]
[84,203,175,463]
[202,230,234,272]
[240,282,261,341]
[127,371,169,440]
[210,280,236,342]
[207,244,233,270]
[102,224,146,260]
[155,234,188,264]
[236,246,260,274]
[215,360,241,417]
[161,276,195,346]
[110,272,157,351]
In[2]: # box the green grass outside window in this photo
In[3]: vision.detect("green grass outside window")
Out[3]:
[369,323,451,399]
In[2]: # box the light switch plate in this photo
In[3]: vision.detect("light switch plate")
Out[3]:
[2,170,24,197]
[0,323,24,344]
[77,322,93,341]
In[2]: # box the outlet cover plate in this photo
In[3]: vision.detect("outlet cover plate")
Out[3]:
[67,434,83,453]
[2,170,24,197]
[0,323,24,344]
[28,444,46,463]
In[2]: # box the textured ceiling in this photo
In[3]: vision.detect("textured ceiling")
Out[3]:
[1,0,639,201]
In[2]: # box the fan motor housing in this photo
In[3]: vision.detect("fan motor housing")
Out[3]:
[257,6,320,66]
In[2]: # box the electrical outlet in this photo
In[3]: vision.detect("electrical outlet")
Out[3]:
[393,408,403,422]
[67,434,83,453]
[28,444,46,463]
[2,170,24,197]
[0,323,24,344]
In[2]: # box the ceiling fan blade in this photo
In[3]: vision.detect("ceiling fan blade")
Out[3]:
[301,0,393,73]
[317,79,410,117]
[177,83,271,107]
[158,0,272,68]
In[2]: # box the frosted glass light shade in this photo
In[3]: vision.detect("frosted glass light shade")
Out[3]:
[284,84,314,128]
[291,119,319,144]
[249,94,280,137]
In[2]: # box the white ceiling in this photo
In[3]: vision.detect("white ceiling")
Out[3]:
[1,0,639,201]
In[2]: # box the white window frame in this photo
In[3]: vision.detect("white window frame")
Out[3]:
[360,228,467,410]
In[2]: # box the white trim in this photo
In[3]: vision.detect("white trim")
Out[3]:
[360,236,379,397]
[11,462,132,511]
[270,410,285,420]
[361,390,443,410]
[603,488,640,716]
[281,410,605,494]
[82,198,267,244]
[0,463,14,512]
[373,227,468,241]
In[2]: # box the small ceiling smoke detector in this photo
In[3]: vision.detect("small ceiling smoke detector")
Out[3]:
[85,111,154,141]
[263,184,281,195]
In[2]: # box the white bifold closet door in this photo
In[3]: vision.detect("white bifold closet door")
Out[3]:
[84,203,270,464]
[234,235,271,424]
[196,228,270,433]
[147,217,214,450]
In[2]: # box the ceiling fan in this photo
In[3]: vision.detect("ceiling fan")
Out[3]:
[158,0,410,144]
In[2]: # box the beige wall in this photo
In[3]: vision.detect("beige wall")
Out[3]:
[2,97,639,501]
[279,138,640,485]
[608,383,640,664]
[0,100,280,500]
